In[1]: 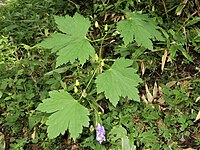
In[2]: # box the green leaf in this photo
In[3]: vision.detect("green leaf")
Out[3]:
[54,14,90,37]
[95,58,142,106]
[140,131,158,147]
[44,66,69,76]
[175,3,185,15]
[0,91,2,98]
[122,136,136,150]
[178,46,193,62]
[185,17,200,26]
[36,90,89,140]
[109,125,127,142]
[169,45,178,61]
[122,136,131,150]
[170,45,193,62]
[142,104,160,120]
[38,13,95,67]
[117,12,164,50]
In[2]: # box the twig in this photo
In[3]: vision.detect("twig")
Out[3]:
[161,0,169,20]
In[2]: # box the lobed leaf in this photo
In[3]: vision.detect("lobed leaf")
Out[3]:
[54,13,90,37]
[37,13,95,67]
[117,12,164,50]
[36,90,90,140]
[95,58,142,106]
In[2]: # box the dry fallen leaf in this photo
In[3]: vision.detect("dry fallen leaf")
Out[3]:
[153,81,158,98]
[195,96,200,102]
[145,83,153,102]
[141,94,148,104]
[194,111,200,122]
[0,132,5,149]
[157,97,165,105]
[166,81,176,88]
[104,13,109,22]
[158,86,163,96]
[161,50,168,72]
[0,133,4,142]
[141,61,145,76]
[23,127,28,137]
[31,127,36,139]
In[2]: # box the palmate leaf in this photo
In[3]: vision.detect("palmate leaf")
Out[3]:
[36,90,89,140]
[95,58,142,106]
[117,12,164,50]
[38,13,95,67]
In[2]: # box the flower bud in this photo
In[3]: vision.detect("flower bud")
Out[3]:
[90,125,94,132]
[104,24,108,31]
[82,89,87,98]
[75,79,79,86]
[152,5,155,12]
[74,86,78,93]
[95,21,99,28]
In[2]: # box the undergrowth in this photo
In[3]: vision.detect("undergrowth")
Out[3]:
[0,0,199,149]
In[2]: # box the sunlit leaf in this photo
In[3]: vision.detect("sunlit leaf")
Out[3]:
[37,90,89,140]
[37,13,95,67]
[95,58,142,106]
[117,12,164,50]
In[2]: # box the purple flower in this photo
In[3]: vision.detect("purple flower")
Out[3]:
[96,123,106,144]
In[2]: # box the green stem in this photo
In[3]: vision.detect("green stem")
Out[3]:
[67,0,79,9]
[88,99,103,125]
[99,32,108,59]
[78,65,99,101]
[177,10,197,32]
[86,67,99,90]
[99,39,104,60]
[87,37,104,43]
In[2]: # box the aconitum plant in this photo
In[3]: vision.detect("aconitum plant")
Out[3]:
[36,12,149,140]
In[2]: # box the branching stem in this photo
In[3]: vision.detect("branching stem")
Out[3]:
[78,65,99,101]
